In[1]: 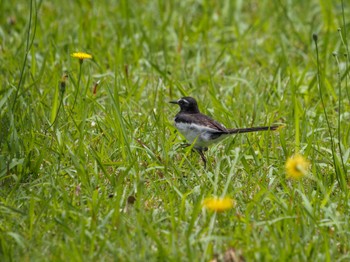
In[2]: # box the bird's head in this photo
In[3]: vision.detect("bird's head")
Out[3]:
[169,97,200,113]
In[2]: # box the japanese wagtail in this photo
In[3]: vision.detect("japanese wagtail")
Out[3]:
[170,97,280,167]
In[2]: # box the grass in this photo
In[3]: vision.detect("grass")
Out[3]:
[0,0,350,261]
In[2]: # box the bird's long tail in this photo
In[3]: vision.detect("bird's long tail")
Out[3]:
[228,125,281,134]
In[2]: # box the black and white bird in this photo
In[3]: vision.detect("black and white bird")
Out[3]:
[170,97,280,167]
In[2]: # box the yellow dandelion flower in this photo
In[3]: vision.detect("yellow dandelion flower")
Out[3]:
[285,154,310,180]
[71,52,92,61]
[203,197,234,212]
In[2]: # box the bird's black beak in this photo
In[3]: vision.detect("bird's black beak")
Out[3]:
[169,100,178,104]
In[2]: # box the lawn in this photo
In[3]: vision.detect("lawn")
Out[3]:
[1,0,350,261]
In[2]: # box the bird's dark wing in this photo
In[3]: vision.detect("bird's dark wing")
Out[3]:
[175,113,228,133]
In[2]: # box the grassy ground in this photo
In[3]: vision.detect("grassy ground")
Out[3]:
[1,0,350,261]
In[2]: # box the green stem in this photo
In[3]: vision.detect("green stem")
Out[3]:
[333,53,347,182]
[46,93,64,131]
[313,34,346,191]
[72,61,82,111]
[12,0,37,110]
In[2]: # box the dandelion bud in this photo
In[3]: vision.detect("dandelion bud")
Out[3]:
[124,64,129,79]
[60,73,68,94]
[92,80,100,95]
[312,33,318,42]
[127,195,136,205]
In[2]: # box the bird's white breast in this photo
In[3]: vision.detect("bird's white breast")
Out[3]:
[174,122,227,148]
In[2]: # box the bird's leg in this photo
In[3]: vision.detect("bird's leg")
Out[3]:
[197,149,207,168]
[177,143,208,168]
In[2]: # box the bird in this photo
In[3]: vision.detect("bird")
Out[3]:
[169,96,280,167]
